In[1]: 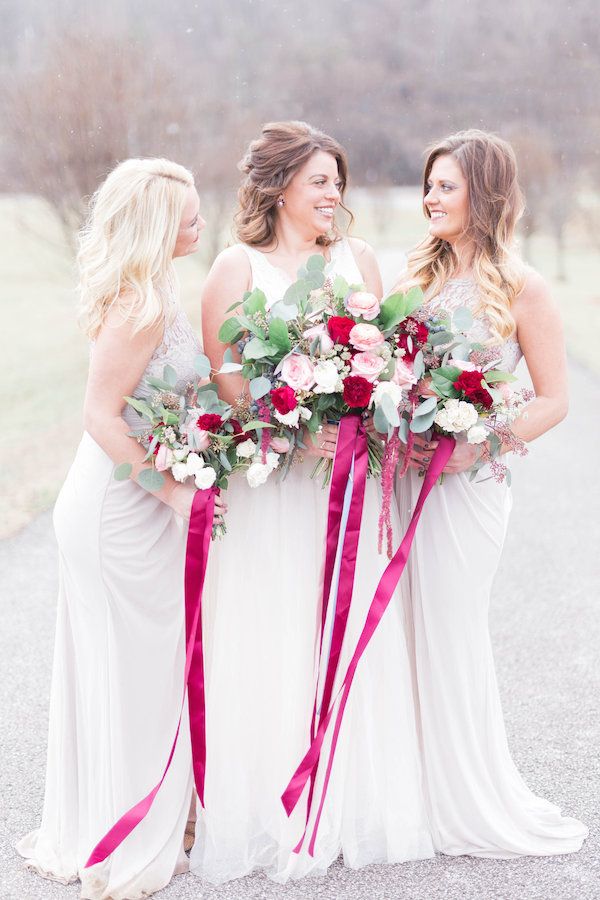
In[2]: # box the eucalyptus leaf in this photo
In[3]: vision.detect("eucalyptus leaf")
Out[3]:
[283,279,311,306]
[249,375,272,400]
[410,408,437,433]
[225,300,243,314]
[484,370,517,383]
[163,364,177,387]
[243,336,277,360]
[398,417,409,443]
[412,350,425,380]
[223,347,234,364]
[429,331,455,347]
[414,396,438,416]
[137,468,165,492]
[452,306,473,332]
[373,404,389,435]
[268,317,291,352]
[194,353,211,378]
[242,420,275,432]
[145,376,177,391]
[269,300,298,321]
[380,393,400,427]
[243,289,267,315]
[219,451,232,472]
[123,396,155,421]
[332,275,349,300]
[306,254,326,271]
[217,362,244,374]
[218,317,244,344]
[449,342,472,361]
[114,462,132,481]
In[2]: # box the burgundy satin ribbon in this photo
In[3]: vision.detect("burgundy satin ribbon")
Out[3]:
[299,415,368,852]
[282,435,455,855]
[85,487,216,868]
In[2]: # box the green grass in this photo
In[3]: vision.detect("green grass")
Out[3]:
[1,192,598,538]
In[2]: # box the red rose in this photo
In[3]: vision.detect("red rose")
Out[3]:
[270,385,298,414]
[397,318,429,361]
[453,369,494,409]
[196,413,223,432]
[327,316,356,345]
[342,375,373,409]
[228,418,248,443]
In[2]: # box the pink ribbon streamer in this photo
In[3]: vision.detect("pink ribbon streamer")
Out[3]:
[282,435,455,855]
[85,487,216,868]
[298,416,368,851]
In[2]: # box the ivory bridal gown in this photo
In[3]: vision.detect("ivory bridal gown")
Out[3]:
[17,301,201,899]
[190,239,435,884]
[396,278,588,858]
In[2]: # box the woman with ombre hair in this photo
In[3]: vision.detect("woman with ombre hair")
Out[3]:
[394,130,587,858]
[17,157,226,899]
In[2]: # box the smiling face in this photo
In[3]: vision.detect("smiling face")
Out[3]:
[279,150,342,237]
[173,186,205,258]
[424,154,470,245]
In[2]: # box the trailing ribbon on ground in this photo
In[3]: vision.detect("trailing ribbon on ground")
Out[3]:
[85,487,216,868]
[283,435,456,855]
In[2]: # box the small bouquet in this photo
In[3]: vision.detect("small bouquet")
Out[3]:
[390,303,532,484]
[218,253,424,484]
[113,360,265,536]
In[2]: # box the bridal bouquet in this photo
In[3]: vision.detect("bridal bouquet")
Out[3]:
[390,304,532,486]
[218,253,424,483]
[113,359,273,535]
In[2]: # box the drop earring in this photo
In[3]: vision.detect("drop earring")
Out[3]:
[277,195,285,207]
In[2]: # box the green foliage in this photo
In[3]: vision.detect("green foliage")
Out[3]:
[218,317,244,344]
[194,353,212,378]
[114,462,132,481]
[137,468,165,492]
[268,317,291,352]
[249,376,271,399]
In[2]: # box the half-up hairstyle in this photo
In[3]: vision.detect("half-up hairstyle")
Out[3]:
[401,130,526,342]
[235,120,352,248]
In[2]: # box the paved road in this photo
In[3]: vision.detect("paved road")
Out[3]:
[1,359,598,900]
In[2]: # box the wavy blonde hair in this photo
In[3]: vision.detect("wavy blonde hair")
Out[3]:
[235,120,352,248]
[400,130,526,342]
[78,158,195,339]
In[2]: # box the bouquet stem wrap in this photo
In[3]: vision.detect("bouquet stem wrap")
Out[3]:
[283,435,455,856]
[85,487,216,868]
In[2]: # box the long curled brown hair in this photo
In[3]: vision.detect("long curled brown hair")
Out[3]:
[235,120,352,248]
[401,129,526,342]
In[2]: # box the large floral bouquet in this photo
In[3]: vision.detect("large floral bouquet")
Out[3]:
[389,303,532,484]
[218,253,424,483]
[114,358,274,535]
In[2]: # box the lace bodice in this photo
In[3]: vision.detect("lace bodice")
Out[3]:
[429,279,523,373]
[239,239,363,306]
[122,303,201,432]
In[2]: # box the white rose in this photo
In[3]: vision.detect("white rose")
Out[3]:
[235,438,257,459]
[171,462,189,482]
[274,408,300,427]
[186,452,204,474]
[265,451,280,470]
[194,466,217,489]
[246,462,273,488]
[467,425,488,444]
[299,407,312,421]
[371,381,404,408]
[313,359,340,394]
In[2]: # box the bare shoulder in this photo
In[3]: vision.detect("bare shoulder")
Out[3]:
[202,244,252,307]
[512,267,557,323]
[101,292,163,347]
[346,236,376,262]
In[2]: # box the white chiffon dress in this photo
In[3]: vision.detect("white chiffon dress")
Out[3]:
[395,278,588,858]
[190,240,434,885]
[17,303,201,899]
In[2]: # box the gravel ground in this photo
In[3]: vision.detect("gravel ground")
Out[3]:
[1,358,598,900]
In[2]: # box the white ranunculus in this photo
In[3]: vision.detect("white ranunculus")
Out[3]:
[274,408,301,427]
[467,424,488,444]
[235,438,257,459]
[172,448,188,462]
[370,380,405,408]
[299,407,312,421]
[186,452,204,474]
[194,466,217,489]
[434,398,479,433]
[246,461,273,488]
[313,359,340,394]
[171,462,189,482]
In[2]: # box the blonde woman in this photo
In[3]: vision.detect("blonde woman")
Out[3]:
[395,130,587,856]
[17,158,225,899]
[190,122,434,884]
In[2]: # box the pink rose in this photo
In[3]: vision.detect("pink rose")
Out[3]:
[270,436,290,453]
[346,291,381,321]
[187,427,211,451]
[155,444,173,471]
[498,382,513,402]
[303,322,334,354]
[349,323,385,351]
[392,357,418,389]
[350,351,387,383]
[280,353,316,391]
